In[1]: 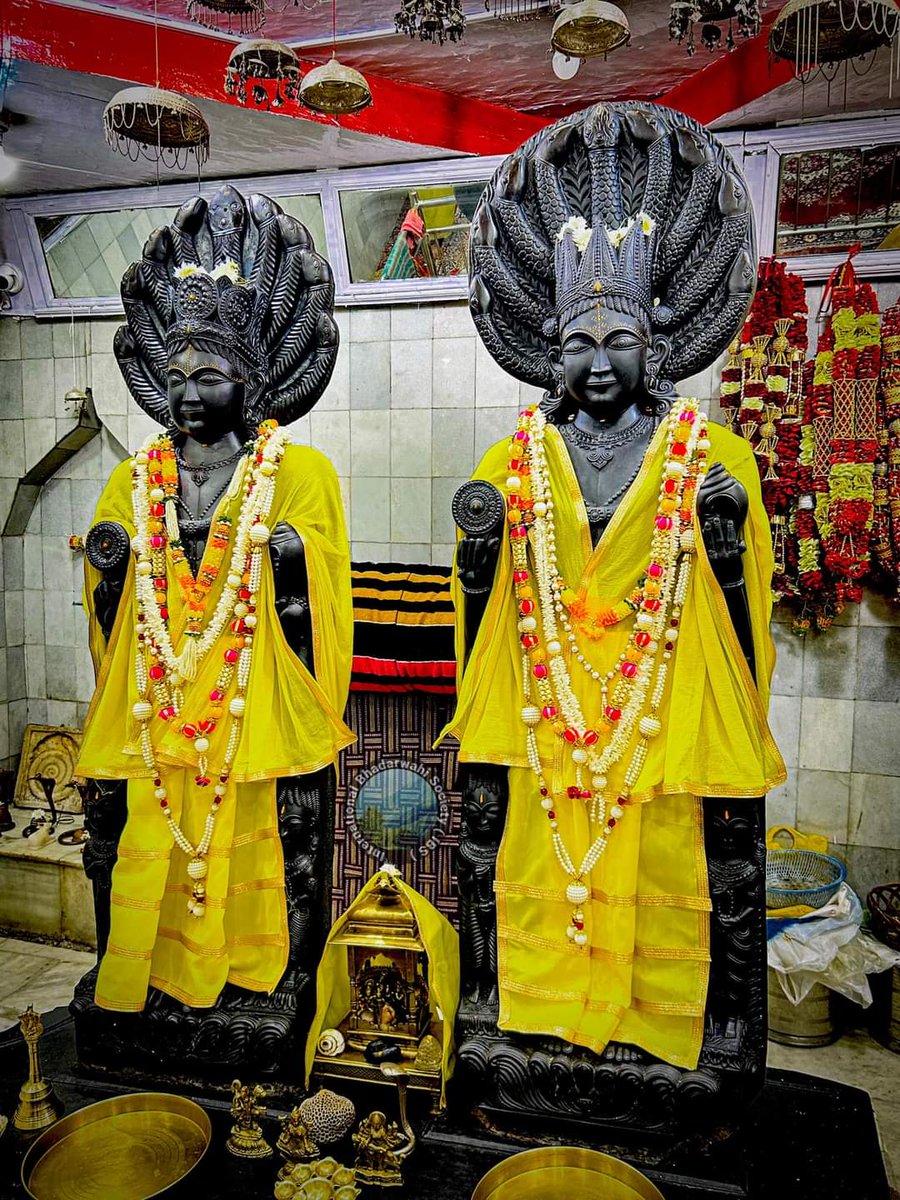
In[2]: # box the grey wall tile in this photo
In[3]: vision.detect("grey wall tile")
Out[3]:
[475,407,518,463]
[390,543,430,563]
[351,477,390,543]
[46,700,78,727]
[475,338,518,407]
[8,699,27,757]
[768,694,801,769]
[351,541,390,562]
[392,304,433,341]
[799,696,854,772]
[802,625,858,699]
[859,590,900,627]
[0,319,22,360]
[66,435,103,482]
[24,592,44,647]
[350,307,390,343]
[23,536,43,590]
[843,844,900,900]
[391,477,431,544]
[42,536,73,594]
[391,410,432,478]
[432,477,468,544]
[350,410,391,477]
[853,701,900,775]
[350,341,390,410]
[433,303,474,339]
[44,587,75,648]
[24,418,56,467]
[390,339,432,409]
[20,322,53,360]
[25,643,46,701]
[25,698,48,727]
[71,480,103,534]
[848,774,900,850]
[3,536,23,590]
[0,360,24,419]
[7,647,25,702]
[433,337,475,409]
[0,706,7,764]
[856,627,900,703]
[309,410,350,477]
[0,648,7,705]
[46,646,79,703]
[433,408,475,478]
[5,590,24,647]
[22,359,55,419]
[796,769,850,843]
[766,771,797,830]
[318,346,350,411]
[0,419,26,477]
[89,353,129,417]
[128,412,159,453]
[431,543,456,568]
[770,622,804,697]
[41,478,72,536]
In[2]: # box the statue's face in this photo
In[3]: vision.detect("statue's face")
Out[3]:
[560,306,649,417]
[167,344,247,444]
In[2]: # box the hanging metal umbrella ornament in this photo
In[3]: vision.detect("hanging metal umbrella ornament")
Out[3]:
[300,0,373,115]
[103,87,210,169]
[769,0,900,93]
[225,40,303,108]
[550,1,630,58]
[668,1,761,56]
[186,0,265,34]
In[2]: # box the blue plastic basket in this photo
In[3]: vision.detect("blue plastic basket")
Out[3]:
[765,849,847,910]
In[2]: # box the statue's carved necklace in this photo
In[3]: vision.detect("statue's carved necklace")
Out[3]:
[175,443,248,489]
[558,412,653,471]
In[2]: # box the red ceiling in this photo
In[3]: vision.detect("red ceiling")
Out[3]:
[9,0,799,156]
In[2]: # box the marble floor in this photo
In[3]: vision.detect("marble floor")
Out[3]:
[0,936,897,1192]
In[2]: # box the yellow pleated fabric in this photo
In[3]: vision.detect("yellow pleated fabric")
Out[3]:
[305,870,460,1106]
[442,413,786,1069]
[76,444,355,1011]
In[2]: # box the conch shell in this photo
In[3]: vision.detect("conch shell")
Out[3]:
[317,1028,345,1058]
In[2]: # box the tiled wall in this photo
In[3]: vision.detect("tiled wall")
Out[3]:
[0,305,897,901]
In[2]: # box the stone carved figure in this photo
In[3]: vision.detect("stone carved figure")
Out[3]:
[446,103,786,1135]
[71,184,354,1079]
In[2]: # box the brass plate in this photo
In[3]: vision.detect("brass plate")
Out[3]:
[472,1147,664,1200]
[21,1092,211,1200]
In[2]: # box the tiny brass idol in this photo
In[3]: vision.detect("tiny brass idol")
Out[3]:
[276,1107,319,1162]
[352,1065,415,1189]
[226,1079,273,1159]
[13,1007,61,1133]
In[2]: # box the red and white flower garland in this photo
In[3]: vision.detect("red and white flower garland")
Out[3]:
[130,420,288,917]
[505,402,709,943]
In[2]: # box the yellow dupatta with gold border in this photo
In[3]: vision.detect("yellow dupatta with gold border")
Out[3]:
[76,443,355,1011]
[442,414,785,1069]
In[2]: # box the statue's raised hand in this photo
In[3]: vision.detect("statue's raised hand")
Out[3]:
[698,461,747,588]
[456,534,501,595]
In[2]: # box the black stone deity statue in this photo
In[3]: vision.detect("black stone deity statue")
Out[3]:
[71,185,352,1081]
[448,102,783,1138]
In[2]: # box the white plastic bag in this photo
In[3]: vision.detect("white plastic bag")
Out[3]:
[767,884,900,1006]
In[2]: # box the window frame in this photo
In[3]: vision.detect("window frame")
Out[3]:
[4,156,504,317]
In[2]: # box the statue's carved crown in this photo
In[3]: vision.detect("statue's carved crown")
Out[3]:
[554,213,656,332]
[169,263,263,371]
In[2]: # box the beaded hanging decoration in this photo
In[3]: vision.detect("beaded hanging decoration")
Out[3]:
[873,302,900,599]
[505,401,709,943]
[130,419,288,917]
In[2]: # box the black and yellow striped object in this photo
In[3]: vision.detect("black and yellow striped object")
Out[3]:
[350,563,455,694]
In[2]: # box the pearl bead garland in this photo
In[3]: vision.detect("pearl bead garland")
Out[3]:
[506,402,709,943]
[130,421,288,918]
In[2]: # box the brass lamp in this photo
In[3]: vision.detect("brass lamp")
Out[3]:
[550,1,630,58]
[299,57,372,116]
[331,869,430,1052]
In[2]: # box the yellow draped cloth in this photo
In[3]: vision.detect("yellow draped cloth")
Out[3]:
[305,869,460,1106]
[442,415,786,1069]
[76,444,355,1011]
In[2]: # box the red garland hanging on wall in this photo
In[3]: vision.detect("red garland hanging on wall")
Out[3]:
[719,257,808,608]
[872,303,900,600]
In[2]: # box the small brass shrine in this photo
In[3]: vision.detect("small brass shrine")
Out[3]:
[332,870,430,1052]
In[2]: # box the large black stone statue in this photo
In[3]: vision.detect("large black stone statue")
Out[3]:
[450,102,778,1139]
[72,185,350,1081]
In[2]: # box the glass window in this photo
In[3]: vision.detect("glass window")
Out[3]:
[36,194,326,299]
[339,181,486,283]
[775,143,900,256]
[36,207,175,299]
